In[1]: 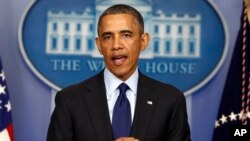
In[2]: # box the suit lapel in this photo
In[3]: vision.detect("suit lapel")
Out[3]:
[131,72,159,140]
[84,71,113,141]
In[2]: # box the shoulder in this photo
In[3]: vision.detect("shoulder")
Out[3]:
[140,72,182,93]
[58,71,103,97]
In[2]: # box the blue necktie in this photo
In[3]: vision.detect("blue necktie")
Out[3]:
[112,83,131,140]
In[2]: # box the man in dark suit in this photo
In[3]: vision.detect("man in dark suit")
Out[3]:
[47,4,191,141]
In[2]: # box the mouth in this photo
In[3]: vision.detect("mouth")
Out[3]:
[111,55,128,66]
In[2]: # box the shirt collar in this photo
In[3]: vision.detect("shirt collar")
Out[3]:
[104,68,139,97]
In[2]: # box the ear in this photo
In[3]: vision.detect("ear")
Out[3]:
[95,37,103,55]
[140,33,150,51]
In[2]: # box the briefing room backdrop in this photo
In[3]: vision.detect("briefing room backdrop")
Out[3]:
[0,0,243,141]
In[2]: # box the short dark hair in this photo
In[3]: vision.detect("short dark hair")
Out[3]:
[97,4,144,35]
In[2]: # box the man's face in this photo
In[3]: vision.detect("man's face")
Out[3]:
[96,14,149,81]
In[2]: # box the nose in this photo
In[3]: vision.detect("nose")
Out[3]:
[112,36,122,50]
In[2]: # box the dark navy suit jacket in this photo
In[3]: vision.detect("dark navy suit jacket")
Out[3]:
[47,70,191,141]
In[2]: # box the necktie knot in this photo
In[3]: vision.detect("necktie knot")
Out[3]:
[118,83,129,95]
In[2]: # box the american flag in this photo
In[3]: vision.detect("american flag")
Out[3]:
[0,58,14,141]
[212,1,250,140]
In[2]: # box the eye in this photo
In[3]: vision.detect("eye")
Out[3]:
[123,33,131,38]
[103,35,111,40]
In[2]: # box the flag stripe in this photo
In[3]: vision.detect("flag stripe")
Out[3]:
[0,129,11,141]
[7,124,14,141]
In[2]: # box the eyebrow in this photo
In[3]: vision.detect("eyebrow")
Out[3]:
[101,30,133,38]
[120,30,133,34]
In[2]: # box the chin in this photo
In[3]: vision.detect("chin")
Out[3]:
[112,70,128,80]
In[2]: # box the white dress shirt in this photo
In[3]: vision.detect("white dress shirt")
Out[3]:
[104,68,138,123]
